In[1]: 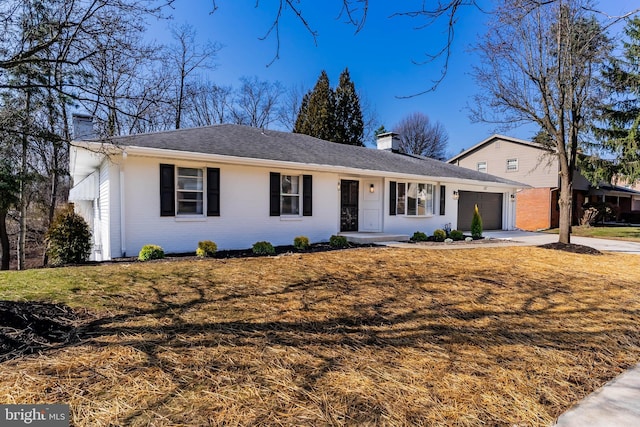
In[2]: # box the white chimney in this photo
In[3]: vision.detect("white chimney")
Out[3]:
[72,114,95,140]
[376,132,400,152]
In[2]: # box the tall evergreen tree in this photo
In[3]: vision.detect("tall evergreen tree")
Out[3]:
[596,16,640,184]
[294,68,366,145]
[293,91,310,133]
[334,68,364,146]
[294,70,335,141]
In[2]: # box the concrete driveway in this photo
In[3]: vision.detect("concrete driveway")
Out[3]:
[483,230,640,254]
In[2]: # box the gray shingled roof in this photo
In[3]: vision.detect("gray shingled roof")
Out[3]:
[105,124,525,186]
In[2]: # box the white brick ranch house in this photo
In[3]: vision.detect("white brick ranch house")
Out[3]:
[68,122,524,260]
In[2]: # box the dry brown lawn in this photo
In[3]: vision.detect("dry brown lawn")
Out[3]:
[1,246,640,426]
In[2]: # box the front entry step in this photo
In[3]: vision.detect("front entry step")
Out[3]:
[339,232,410,244]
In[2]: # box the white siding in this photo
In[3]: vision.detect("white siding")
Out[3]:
[76,152,521,258]
[97,160,122,259]
[122,157,340,254]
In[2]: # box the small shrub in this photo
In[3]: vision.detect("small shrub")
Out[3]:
[196,240,217,257]
[293,236,310,250]
[444,238,454,244]
[46,204,92,266]
[252,241,275,255]
[471,204,483,239]
[432,229,446,242]
[411,231,428,242]
[580,202,615,226]
[329,235,349,248]
[138,244,164,261]
[449,230,464,241]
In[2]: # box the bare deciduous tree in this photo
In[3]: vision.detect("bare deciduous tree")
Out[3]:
[184,80,233,126]
[277,83,306,131]
[392,112,448,159]
[472,0,613,244]
[231,76,283,128]
[166,24,221,129]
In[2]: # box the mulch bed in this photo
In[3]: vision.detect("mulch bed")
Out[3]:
[0,301,88,362]
[538,242,602,255]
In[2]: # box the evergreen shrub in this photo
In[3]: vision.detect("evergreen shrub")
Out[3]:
[46,205,92,266]
[433,229,447,242]
[471,204,483,239]
[138,244,165,261]
[252,241,275,255]
[411,231,428,242]
[196,240,217,257]
[329,235,349,248]
[449,230,464,241]
[293,236,310,250]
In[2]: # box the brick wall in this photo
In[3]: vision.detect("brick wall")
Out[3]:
[516,188,553,231]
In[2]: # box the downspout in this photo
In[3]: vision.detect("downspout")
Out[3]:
[120,155,126,257]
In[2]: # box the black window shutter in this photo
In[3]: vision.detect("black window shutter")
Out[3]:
[302,175,312,216]
[270,172,281,216]
[207,168,220,216]
[160,164,175,216]
[440,185,446,216]
[389,181,397,216]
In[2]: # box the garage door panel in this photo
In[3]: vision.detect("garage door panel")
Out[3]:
[457,191,503,230]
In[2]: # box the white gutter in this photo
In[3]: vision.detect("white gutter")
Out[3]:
[119,168,126,257]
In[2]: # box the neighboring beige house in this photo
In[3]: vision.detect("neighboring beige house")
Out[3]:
[448,135,640,230]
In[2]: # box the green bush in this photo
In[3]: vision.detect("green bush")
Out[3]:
[411,231,428,242]
[293,236,310,250]
[196,240,217,257]
[471,204,483,239]
[252,241,275,255]
[329,235,349,248]
[138,244,165,261]
[432,229,446,242]
[45,204,92,266]
[449,230,464,241]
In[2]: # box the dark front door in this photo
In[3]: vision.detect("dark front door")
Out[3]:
[340,180,359,232]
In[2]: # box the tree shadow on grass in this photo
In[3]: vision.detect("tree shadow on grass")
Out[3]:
[3,271,640,424]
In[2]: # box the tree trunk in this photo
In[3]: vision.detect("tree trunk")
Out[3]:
[0,210,10,270]
[558,171,573,245]
[17,89,30,271]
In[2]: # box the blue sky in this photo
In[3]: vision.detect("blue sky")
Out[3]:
[149,1,638,156]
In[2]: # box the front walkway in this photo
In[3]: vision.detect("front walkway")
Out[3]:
[553,364,640,426]
[484,230,640,254]
[382,230,640,254]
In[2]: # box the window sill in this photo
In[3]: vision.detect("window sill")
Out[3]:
[174,215,207,222]
[280,215,303,221]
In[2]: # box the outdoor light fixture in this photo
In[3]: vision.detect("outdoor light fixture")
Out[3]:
[369,183,375,193]
[510,193,516,201]
[452,190,459,200]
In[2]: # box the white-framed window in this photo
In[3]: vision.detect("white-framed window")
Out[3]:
[280,175,300,215]
[396,182,435,216]
[176,167,204,215]
[506,158,518,172]
[397,182,406,215]
[477,161,487,173]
